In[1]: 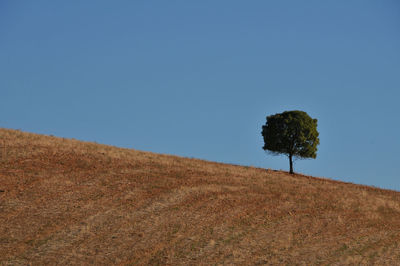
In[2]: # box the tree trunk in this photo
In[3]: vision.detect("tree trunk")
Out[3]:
[289,154,294,174]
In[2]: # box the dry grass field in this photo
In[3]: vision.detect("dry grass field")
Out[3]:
[1,128,400,265]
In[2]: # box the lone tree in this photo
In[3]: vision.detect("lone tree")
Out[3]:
[261,110,319,174]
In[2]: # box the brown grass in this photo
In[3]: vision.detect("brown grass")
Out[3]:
[1,128,400,265]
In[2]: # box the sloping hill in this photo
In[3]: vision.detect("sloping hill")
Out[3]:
[1,128,400,265]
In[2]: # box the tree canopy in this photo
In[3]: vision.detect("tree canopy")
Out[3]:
[261,110,319,174]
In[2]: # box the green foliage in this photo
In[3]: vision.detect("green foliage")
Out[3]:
[261,110,319,173]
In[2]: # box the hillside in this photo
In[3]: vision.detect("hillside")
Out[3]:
[1,128,400,265]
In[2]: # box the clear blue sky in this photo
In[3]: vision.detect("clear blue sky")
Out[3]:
[1,1,399,190]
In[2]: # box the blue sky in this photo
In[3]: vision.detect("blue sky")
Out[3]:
[1,1,399,190]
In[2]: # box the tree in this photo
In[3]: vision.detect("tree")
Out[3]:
[261,110,319,174]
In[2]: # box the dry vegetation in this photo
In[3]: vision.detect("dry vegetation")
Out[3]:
[1,128,400,265]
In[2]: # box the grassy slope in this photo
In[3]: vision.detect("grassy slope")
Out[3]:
[1,128,400,265]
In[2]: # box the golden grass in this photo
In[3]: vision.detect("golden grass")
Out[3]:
[1,128,400,265]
